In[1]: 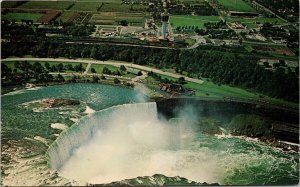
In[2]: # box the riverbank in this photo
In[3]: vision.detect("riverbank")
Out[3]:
[1,80,134,96]
[156,98,299,152]
[2,57,298,110]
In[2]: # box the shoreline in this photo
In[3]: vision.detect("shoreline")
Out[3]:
[2,57,299,111]
[2,82,299,152]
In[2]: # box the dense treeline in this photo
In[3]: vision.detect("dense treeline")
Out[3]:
[2,40,298,102]
[256,0,299,22]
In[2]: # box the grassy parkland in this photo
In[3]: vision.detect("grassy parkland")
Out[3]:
[144,72,298,109]
[170,15,221,29]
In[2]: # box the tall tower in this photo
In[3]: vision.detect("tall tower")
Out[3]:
[161,13,169,39]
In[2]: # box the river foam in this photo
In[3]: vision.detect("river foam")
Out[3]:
[46,102,299,185]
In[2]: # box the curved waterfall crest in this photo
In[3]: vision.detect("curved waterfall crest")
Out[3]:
[46,102,157,170]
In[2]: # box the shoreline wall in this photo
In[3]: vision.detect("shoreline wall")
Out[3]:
[156,98,299,143]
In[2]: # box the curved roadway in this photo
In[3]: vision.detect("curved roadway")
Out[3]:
[2,57,204,84]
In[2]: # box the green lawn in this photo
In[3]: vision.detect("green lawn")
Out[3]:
[2,13,44,22]
[217,0,256,12]
[89,64,119,74]
[19,1,73,10]
[123,73,137,78]
[170,15,221,28]
[145,73,297,108]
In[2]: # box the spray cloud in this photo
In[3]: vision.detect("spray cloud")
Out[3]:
[57,103,225,184]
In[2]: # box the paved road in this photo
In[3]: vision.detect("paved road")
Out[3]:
[84,62,91,75]
[2,57,204,84]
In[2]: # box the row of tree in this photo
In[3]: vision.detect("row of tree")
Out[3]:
[2,40,298,102]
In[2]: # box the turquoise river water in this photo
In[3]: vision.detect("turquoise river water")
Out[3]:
[1,83,299,186]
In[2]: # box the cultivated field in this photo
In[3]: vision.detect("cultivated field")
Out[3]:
[2,12,44,22]
[70,2,103,11]
[56,12,75,22]
[217,0,256,12]
[101,3,147,12]
[170,15,221,28]
[251,45,295,56]
[90,12,149,26]
[18,1,74,10]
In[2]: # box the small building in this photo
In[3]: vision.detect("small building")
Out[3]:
[159,83,195,96]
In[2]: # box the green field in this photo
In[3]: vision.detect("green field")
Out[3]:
[19,1,73,10]
[217,0,256,12]
[170,15,221,28]
[71,0,146,12]
[2,13,44,22]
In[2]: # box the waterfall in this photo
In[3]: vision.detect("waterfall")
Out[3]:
[46,102,157,171]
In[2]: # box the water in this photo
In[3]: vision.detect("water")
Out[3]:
[1,83,299,185]
[1,83,145,186]
[54,103,298,185]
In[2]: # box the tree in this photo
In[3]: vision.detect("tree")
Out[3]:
[178,76,185,84]
[238,38,243,45]
[120,65,126,72]
[137,71,142,76]
[91,68,96,73]
[102,67,111,74]
[113,78,121,84]
[120,20,129,26]
[74,63,83,72]
[92,75,100,83]
[56,74,65,82]
[45,62,51,70]
[70,75,77,83]
[65,64,74,71]
[56,63,64,72]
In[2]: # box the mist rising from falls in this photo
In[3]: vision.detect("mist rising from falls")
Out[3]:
[47,102,224,184]
[48,103,219,183]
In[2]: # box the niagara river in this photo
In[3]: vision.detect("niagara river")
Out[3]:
[1,83,299,186]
